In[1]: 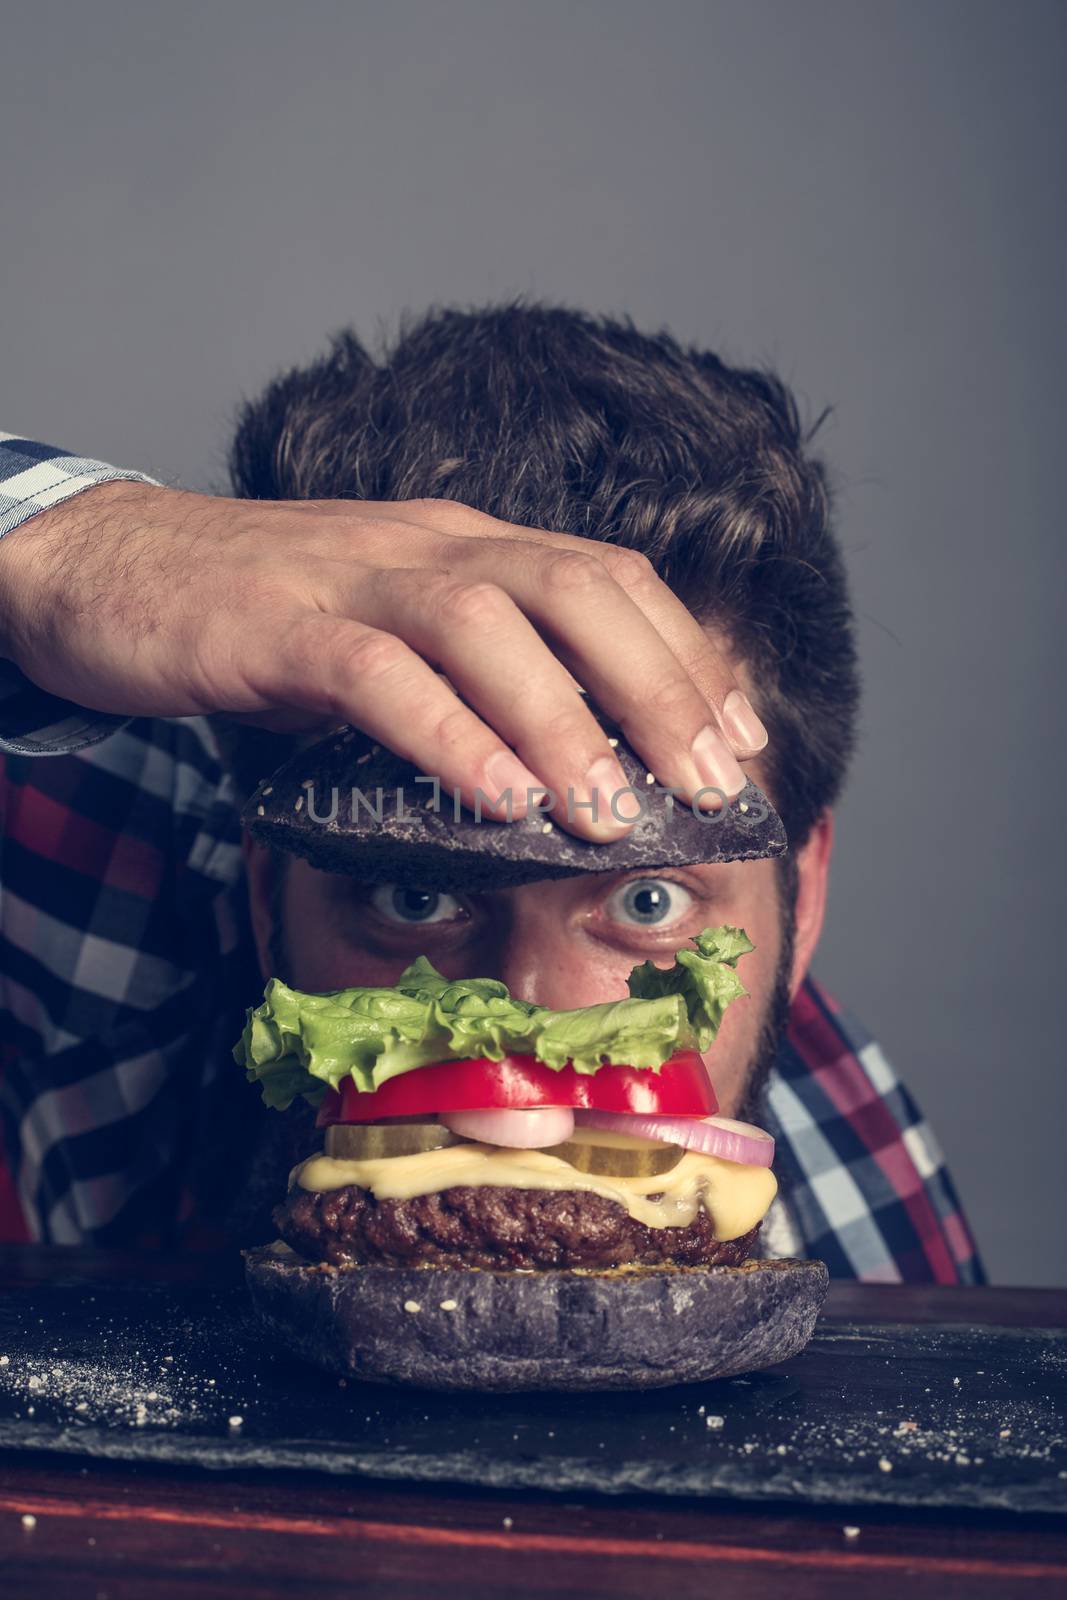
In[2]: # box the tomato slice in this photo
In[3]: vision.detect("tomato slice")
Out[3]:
[318,1050,718,1125]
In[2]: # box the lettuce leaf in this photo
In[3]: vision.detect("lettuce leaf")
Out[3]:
[627,925,754,1048]
[236,925,752,1110]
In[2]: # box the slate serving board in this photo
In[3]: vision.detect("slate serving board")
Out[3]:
[0,1275,1064,1514]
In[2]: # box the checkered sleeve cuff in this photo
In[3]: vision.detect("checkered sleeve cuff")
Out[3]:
[0,432,157,537]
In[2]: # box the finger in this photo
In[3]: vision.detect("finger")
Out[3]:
[584,541,769,757]
[251,613,546,824]
[378,500,768,757]
[346,566,638,840]
[433,540,748,811]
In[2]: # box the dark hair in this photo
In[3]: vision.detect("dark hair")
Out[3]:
[229,302,859,844]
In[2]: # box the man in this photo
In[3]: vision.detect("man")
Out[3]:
[0,304,981,1281]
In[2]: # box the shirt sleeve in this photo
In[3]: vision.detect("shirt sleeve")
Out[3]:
[0,715,255,1245]
[0,433,159,756]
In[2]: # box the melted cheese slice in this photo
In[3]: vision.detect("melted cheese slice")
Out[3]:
[293,1144,777,1242]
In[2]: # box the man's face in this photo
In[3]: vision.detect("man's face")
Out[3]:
[246,748,831,1120]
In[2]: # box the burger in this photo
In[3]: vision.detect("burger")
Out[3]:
[238,717,828,1391]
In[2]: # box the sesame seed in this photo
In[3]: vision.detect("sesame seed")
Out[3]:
[541,821,553,833]
[403,1300,422,1314]
[705,1415,724,1430]
[843,1526,861,1540]
[262,786,273,796]
[228,1415,243,1429]
[502,1517,514,1530]
[607,737,619,747]
[256,804,265,816]
[878,1457,893,1473]
[645,772,656,785]
[356,750,372,764]
[294,796,304,812]
[739,801,749,812]
[440,1299,458,1312]
[20,1514,36,1531]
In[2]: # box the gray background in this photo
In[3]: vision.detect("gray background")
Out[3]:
[2,0,1064,1284]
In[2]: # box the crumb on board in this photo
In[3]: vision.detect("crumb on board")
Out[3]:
[20,1515,36,1531]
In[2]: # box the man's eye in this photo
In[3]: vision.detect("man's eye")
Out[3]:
[604,878,694,928]
[370,885,464,925]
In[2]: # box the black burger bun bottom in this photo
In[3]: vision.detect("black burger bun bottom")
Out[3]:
[244,1246,828,1392]
[243,705,786,890]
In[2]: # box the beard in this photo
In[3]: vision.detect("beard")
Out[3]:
[737,852,798,1127]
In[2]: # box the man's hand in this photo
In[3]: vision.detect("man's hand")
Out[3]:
[0,482,768,840]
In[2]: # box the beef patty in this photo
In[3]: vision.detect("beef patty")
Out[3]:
[276,1182,761,1270]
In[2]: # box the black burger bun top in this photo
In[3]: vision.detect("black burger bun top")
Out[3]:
[243,705,787,891]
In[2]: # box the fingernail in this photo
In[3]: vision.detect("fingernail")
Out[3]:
[722,690,768,753]
[483,749,544,819]
[578,753,636,836]
[690,724,746,804]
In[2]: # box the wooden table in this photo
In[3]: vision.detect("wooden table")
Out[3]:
[0,1247,1065,1599]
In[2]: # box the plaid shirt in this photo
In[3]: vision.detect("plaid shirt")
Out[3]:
[0,435,984,1281]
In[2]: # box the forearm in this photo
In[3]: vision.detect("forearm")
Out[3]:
[0,435,156,753]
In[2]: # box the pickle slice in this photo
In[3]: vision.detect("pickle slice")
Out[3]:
[545,1128,684,1178]
[324,1122,461,1160]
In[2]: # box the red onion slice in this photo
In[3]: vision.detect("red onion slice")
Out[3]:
[441,1107,576,1148]
[573,1110,774,1167]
